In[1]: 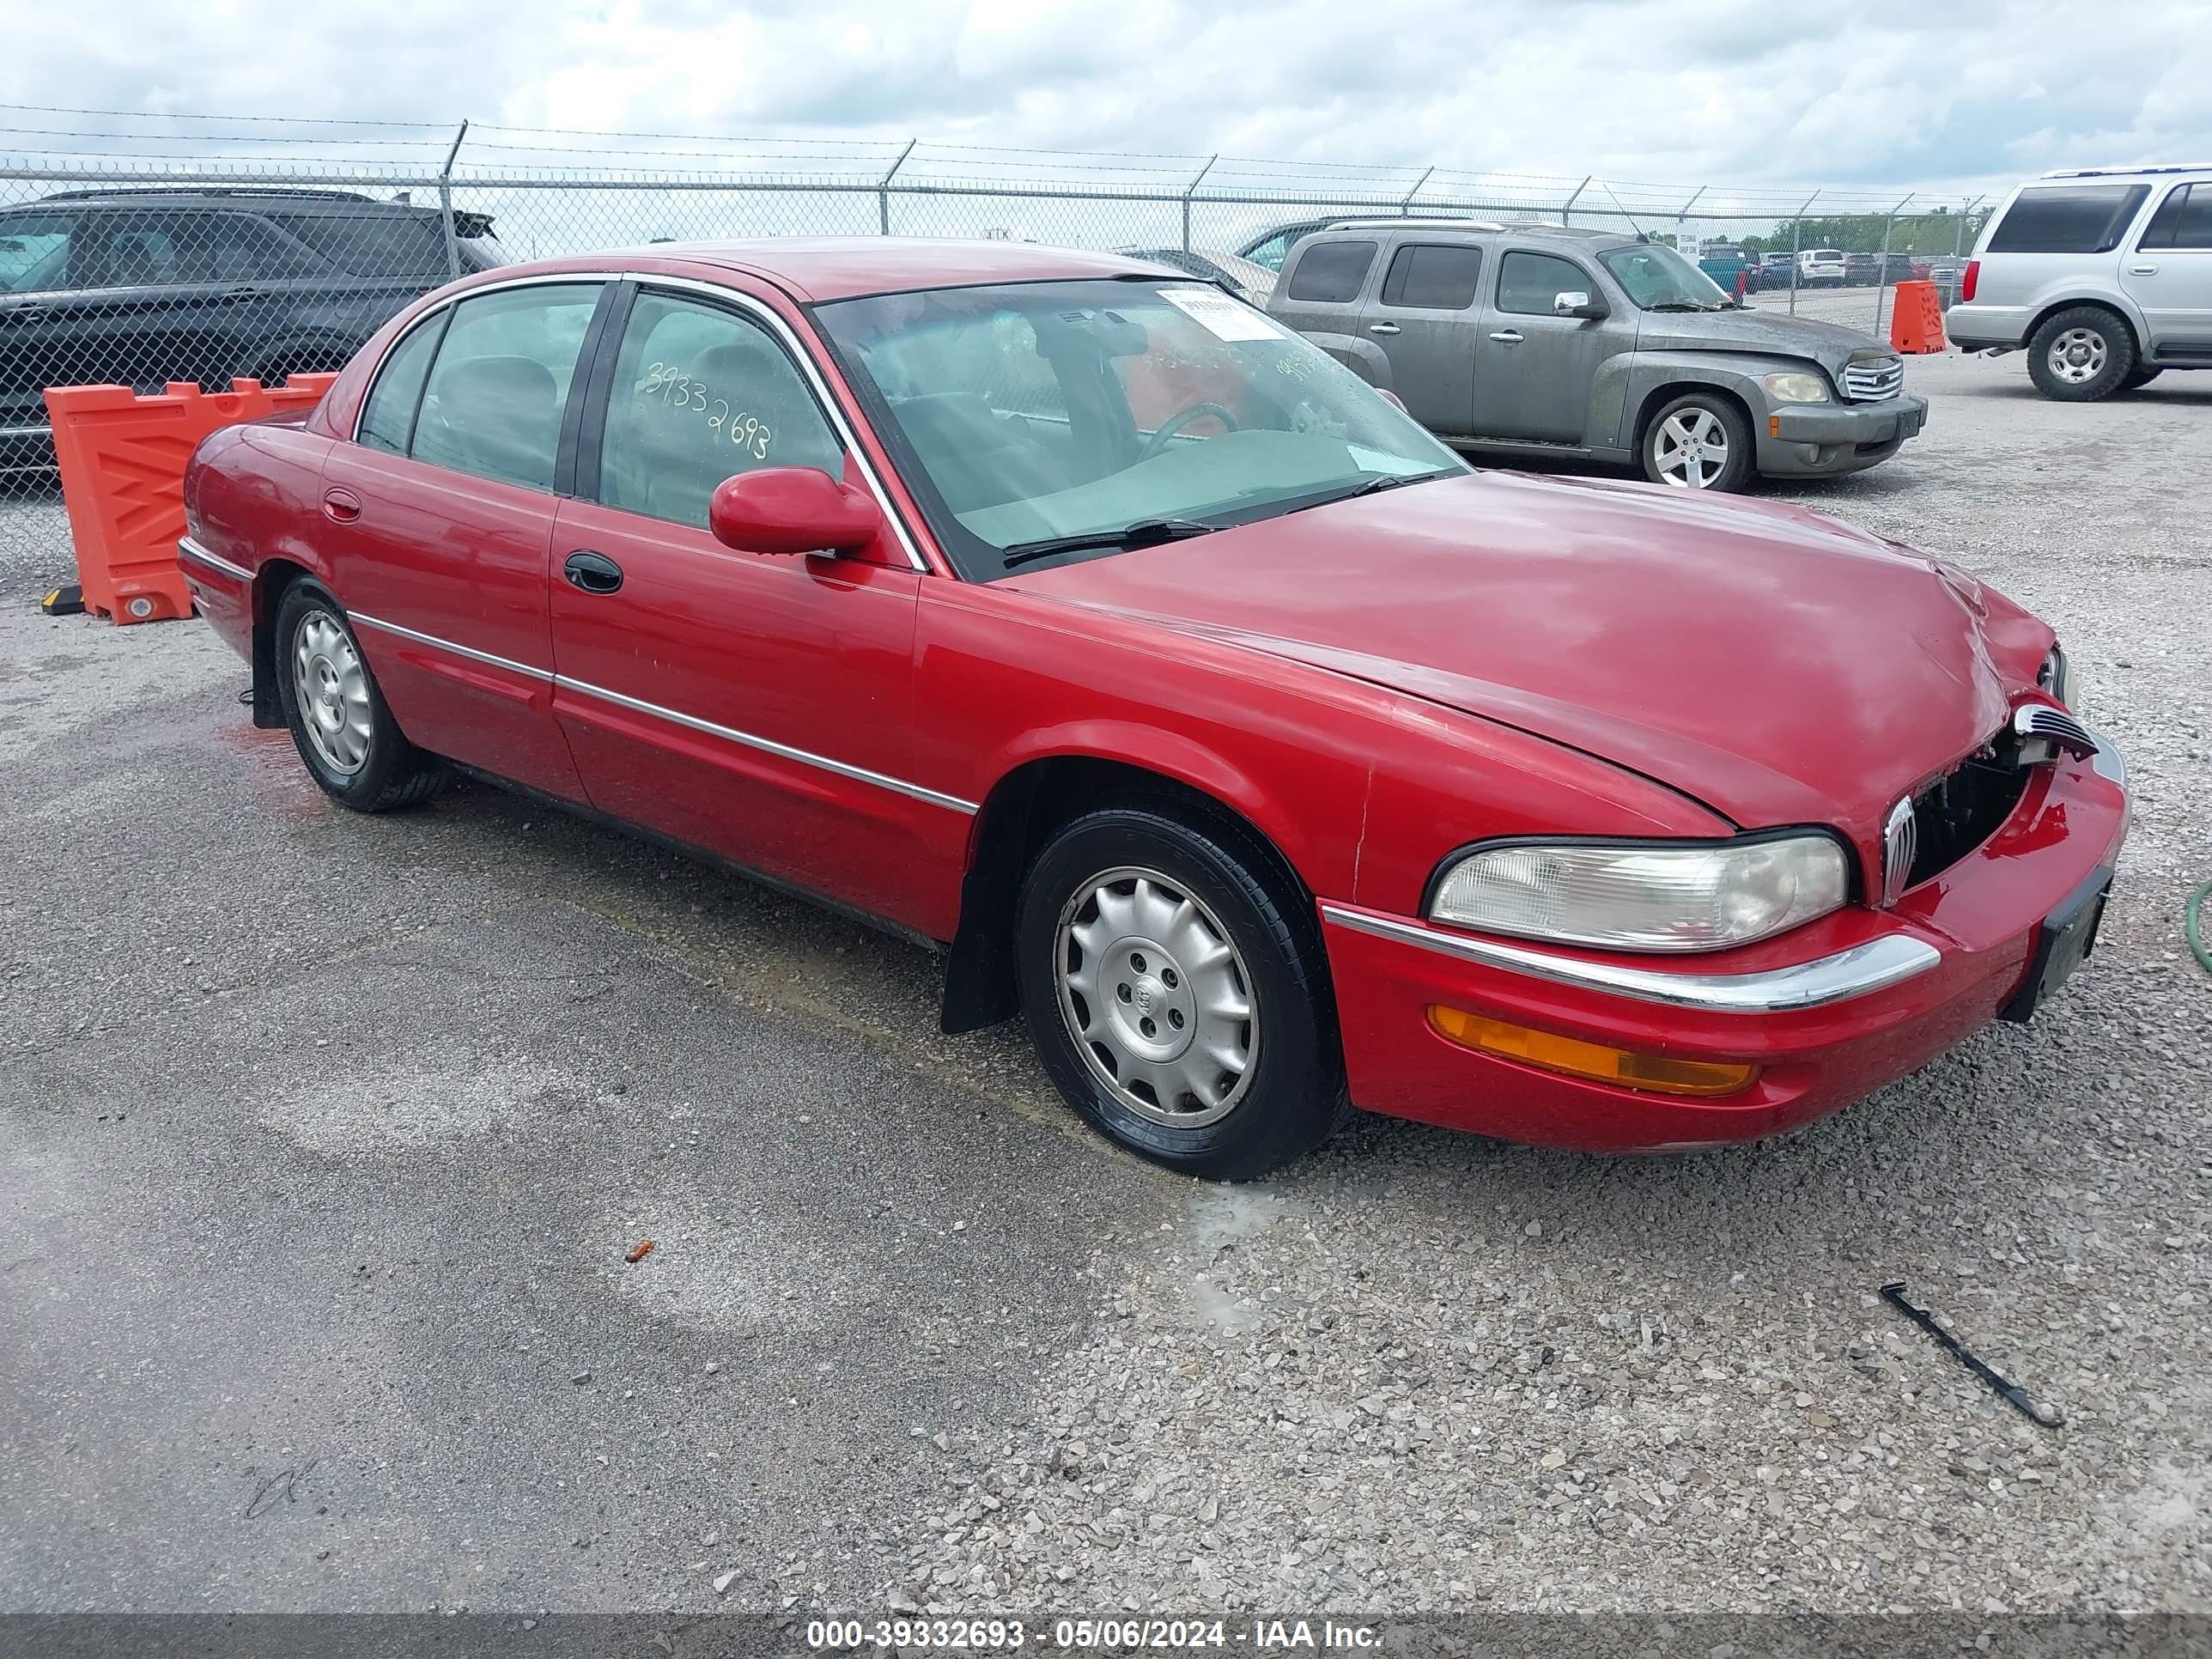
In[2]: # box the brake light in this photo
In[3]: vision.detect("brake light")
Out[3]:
[1961,259,1979,302]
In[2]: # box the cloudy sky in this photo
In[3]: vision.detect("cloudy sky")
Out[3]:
[6,0,2209,200]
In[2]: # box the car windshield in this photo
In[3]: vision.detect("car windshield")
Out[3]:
[1598,244,1733,311]
[813,278,1467,580]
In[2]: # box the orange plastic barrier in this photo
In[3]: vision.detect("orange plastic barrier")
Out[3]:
[43,374,338,625]
[1888,280,1948,356]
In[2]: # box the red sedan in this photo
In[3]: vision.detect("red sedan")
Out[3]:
[179,240,2129,1179]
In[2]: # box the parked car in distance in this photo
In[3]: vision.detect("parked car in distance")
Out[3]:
[1115,246,1275,303]
[1844,252,1881,287]
[1947,162,2212,400]
[1759,252,1796,284]
[1695,243,1757,293]
[0,186,506,465]
[180,239,2125,1178]
[1267,222,1925,490]
[1797,248,1848,287]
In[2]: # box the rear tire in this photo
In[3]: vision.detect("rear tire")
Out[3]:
[1016,806,1344,1181]
[2120,365,2164,392]
[1640,392,1755,493]
[2027,307,2136,401]
[272,580,447,812]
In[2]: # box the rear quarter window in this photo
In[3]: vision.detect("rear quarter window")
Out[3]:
[1988,185,2151,254]
[267,211,451,279]
[1284,240,1377,304]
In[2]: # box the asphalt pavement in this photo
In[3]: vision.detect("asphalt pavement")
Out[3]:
[2,351,2209,1620]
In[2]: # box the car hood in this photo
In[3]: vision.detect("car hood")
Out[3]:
[1007,471,2037,850]
[1635,307,1893,377]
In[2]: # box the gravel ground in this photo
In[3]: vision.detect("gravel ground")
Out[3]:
[1,350,2209,1622]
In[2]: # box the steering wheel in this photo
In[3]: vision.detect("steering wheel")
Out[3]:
[1140,402,1240,460]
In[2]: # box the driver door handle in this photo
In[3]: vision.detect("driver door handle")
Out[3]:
[2129,263,2159,275]
[1367,322,1401,335]
[562,549,624,595]
[1490,330,1524,343]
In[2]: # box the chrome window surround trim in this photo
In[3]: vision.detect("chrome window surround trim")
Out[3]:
[177,535,253,582]
[1318,902,1942,1013]
[347,610,975,816]
[345,268,929,573]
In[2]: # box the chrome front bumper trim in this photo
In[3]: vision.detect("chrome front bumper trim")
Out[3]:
[1319,902,1943,1013]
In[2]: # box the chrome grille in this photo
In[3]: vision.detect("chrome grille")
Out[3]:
[2014,702,2098,758]
[1844,359,1904,402]
[1880,796,1917,908]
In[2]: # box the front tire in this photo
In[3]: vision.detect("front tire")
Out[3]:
[1641,392,1754,492]
[2027,307,2136,401]
[1016,807,1344,1181]
[2120,365,2163,392]
[272,580,447,812]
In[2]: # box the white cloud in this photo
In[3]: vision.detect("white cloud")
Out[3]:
[3,0,2206,205]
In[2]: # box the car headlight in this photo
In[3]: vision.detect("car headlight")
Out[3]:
[1761,371,1832,404]
[1427,836,1850,953]
[2039,646,2078,713]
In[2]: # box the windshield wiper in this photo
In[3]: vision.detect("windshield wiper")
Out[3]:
[1000,517,1218,568]
[1285,468,1450,515]
[1646,301,1720,313]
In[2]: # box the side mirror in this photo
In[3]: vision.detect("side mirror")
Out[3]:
[1374,386,1407,412]
[708,467,882,557]
[1553,290,1607,319]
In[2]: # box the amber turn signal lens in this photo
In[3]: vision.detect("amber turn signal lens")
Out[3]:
[1425,1006,1759,1097]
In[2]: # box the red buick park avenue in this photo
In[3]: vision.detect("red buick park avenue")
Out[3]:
[179,240,2129,1178]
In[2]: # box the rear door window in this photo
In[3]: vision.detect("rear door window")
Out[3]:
[410,283,602,490]
[356,312,449,454]
[2139,184,2212,250]
[1378,243,1484,309]
[1284,240,1378,303]
[1989,185,2152,254]
[267,211,450,279]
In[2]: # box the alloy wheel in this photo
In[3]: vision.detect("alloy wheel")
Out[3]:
[2046,327,2107,386]
[1054,866,1257,1128]
[1654,408,1729,489]
[291,608,374,775]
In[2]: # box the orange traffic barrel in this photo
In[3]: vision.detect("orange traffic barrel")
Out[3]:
[43,374,337,625]
[1888,280,1948,356]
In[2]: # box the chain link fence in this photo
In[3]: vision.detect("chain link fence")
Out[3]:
[0,112,1993,584]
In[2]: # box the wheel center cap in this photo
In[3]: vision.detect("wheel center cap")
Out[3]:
[1132,976,1161,1015]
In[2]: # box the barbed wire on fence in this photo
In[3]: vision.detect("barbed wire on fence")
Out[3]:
[1,106,1992,575]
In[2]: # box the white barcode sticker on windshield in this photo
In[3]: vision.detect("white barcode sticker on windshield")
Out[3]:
[1158,284,1285,342]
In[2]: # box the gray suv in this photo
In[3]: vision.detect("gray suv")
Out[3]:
[1266,221,1927,491]
[1945,164,2212,400]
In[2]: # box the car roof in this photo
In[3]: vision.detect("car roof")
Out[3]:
[546,236,1179,302]
[2037,163,2212,179]
[1313,218,1630,246]
[29,186,424,213]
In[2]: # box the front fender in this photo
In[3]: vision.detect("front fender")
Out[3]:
[1621,352,1806,441]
